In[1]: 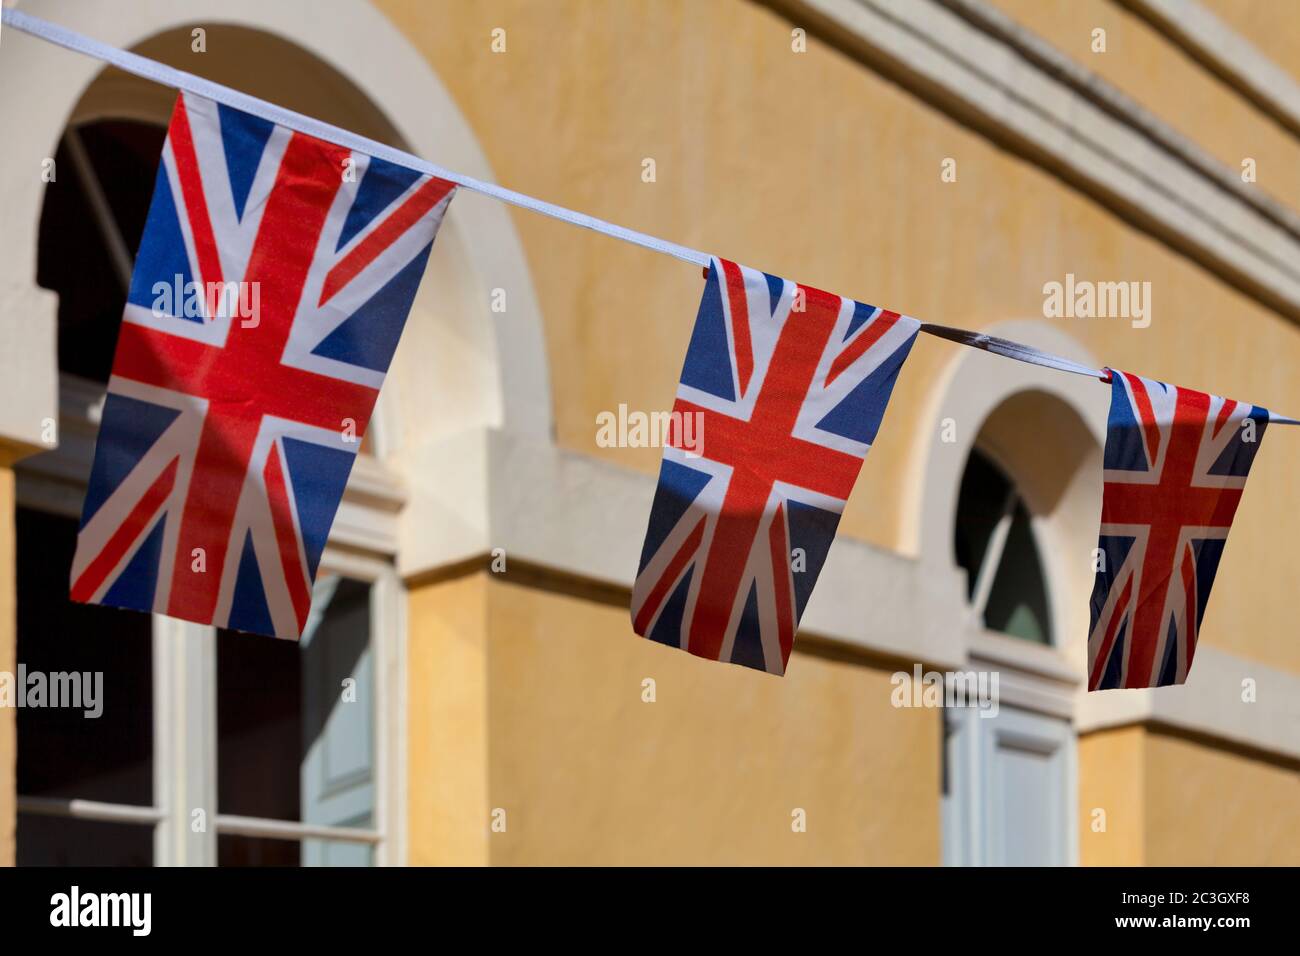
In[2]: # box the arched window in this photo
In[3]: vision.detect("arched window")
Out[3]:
[936,382,1099,867]
[15,30,406,867]
[953,447,1052,645]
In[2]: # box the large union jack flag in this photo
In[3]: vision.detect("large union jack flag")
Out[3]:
[631,257,920,674]
[1088,370,1269,690]
[71,92,454,638]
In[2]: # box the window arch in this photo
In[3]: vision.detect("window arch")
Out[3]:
[908,321,1108,662]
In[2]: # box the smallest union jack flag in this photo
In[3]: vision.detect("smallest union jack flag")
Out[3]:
[1088,370,1269,690]
[631,257,920,675]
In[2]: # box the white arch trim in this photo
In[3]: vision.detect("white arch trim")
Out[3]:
[906,319,1108,572]
[0,0,552,446]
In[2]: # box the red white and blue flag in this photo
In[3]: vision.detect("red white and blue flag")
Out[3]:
[1088,370,1269,690]
[70,92,454,638]
[631,257,920,674]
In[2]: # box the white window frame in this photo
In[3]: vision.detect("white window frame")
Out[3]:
[942,443,1079,866]
[16,372,409,866]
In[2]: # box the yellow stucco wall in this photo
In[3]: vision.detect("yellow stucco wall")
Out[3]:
[1078,726,1146,866]
[407,572,940,865]
[1080,725,1300,866]
[407,573,491,865]
[374,0,1300,672]
[411,572,1300,867]
[1144,731,1300,866]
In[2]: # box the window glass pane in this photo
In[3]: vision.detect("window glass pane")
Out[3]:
[953,449,1012,600]
[982,501,1052,644]
[216,630,303,822]
[14,507,155,864]
[18,817,153,867]
[303,835,375,867]
[216,577,375,854]
[14,508,153,805]
[218,834,374,867]
[218,834,299,867]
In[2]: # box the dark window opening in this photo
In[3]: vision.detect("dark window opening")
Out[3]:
[953,448,1052,645]
[37,120,167,383]
[14,508,154,865]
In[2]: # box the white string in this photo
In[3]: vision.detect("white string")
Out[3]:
[3,7,1297,424]
[919,324,1103,378]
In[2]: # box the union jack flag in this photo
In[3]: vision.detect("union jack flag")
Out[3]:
[71,92,454,638]
[1088,370,1269,689]
[631,257,920,674]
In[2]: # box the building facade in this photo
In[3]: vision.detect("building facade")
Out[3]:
[0,0,1297,865]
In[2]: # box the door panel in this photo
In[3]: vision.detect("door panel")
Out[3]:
[943,704,1074,865]
[300,577,374,867]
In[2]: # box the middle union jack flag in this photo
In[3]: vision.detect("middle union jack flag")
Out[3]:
[631,257,920,675]
[71,91,455,639]
[1088,370,1269,690]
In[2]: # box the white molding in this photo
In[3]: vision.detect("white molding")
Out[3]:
[152,615,217,866]
[1077,645,1300,761]
[970,629,1081,686]
[789,0,1300,319]
[17,374,408,555]
[983,665,1075,721]
[1122,0,1300,137]
[934,0,1300,237]
[330,455,406,557]
[401,425,971,669]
